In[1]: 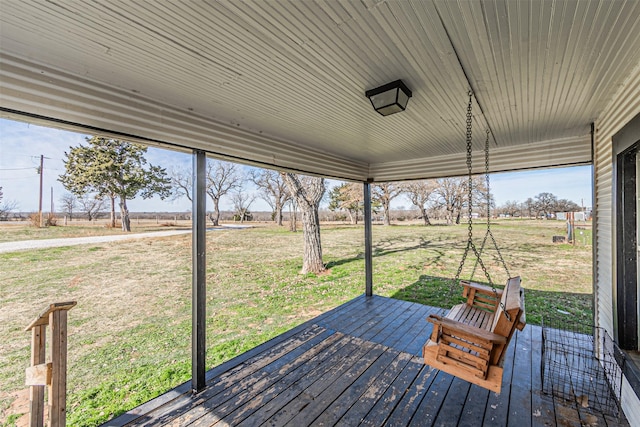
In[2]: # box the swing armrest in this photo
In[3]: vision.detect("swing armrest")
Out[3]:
[428,314,507,345]
[460,281,503,311]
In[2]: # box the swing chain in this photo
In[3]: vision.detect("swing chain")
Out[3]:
[483,129,511,279]
[485,130,491,228]
[453,91,510,322]
[483,129,511,320]
[454,91,492,286]
[465,91,474,244]
[455,91,475,281]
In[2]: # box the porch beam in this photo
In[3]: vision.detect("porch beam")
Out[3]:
[364,182,373,297]
[192,150,207,393]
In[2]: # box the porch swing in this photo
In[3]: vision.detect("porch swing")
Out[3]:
[422,91,526,394]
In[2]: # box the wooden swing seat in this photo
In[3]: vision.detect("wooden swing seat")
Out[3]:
[423,276,525,393]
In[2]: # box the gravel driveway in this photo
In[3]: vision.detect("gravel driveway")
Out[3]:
[0,229,193,253]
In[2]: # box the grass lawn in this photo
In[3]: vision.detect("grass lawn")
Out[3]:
[0,220,592,426]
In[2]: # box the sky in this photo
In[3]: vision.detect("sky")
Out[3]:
[0,118,593,212]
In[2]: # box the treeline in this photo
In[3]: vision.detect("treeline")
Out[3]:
[328,182,583,226]
[493,194,582,219]
[54,164,582,227]
[1,137,583,230]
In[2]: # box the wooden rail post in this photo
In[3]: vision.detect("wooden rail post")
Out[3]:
[25,301,76,427]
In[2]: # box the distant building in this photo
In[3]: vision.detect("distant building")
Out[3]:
[556,210,592,221]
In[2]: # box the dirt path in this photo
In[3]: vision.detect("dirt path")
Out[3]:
[0,229,193,253]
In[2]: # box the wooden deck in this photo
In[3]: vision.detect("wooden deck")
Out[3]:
[104,295,629,427]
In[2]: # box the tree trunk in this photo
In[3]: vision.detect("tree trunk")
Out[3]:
[383,202,391,226]
[212,198,220,226]
[282,173,324,274]
[301,207,324,274]
[289,201,297,232]
[119,197,131,232]
[110,196,116,228]
[347,209,355,225]
[275,205,283,226]
[421,208,431,225]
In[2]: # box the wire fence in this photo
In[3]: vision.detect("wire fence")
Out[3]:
[541,319,624,418]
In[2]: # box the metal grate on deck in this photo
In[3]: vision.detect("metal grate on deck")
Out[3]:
[542,320,624,419]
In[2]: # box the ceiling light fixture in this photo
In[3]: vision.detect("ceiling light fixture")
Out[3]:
[365,80,412,116]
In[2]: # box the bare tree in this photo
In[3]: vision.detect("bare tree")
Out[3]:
[0,187,18,221]
[0,200,18,221]
[59,193,77,221]
[474,179,492,219]
[372,183,403,226]
[170,167,193,201]
[206,160,242,226]
[77,194,106,221]
[434,177,486,224]
[556,198,581,212]
[499,200,521,218]
[523,198,536,218]
[402,180,436,225]
[534,192,558,219]
[231,190,256,223]
[434,178,466,225]
[250,169,290,226]
[171,161,246,225]
[281,173,325,274]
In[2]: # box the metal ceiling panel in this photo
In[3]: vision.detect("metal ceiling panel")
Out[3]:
[434,0,640,147]
[0,53,368,180]
[1,0,639,181]
[370,133,592,182]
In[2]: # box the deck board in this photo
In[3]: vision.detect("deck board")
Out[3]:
[531,325,556,427]
[410,369,456,427]
[458,384,490,426]
[432,376,472,427]
[271,341,386,426]
[334,351,413,427]
[104,295,630,427]
[509,325,533,427]
[483,326,517,427]
[357,355,424,426]
[234,335,365,427]
[383,363,438,426]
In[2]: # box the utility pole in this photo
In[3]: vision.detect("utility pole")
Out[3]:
[38,155,44,227]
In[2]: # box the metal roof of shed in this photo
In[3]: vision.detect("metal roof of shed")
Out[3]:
[1,0,639,181]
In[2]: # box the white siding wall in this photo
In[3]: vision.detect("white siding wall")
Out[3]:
[594,63,640,425]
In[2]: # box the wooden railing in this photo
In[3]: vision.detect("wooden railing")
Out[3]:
[24,301,76,427]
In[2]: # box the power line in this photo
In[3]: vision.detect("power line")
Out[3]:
[0,176,34,181]
[0,167,37,171]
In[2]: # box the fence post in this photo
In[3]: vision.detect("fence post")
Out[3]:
[29,325,46,427]
[25,302,76,427]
